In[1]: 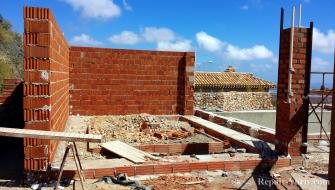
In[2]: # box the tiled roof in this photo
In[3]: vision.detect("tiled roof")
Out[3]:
[195,72,276,89]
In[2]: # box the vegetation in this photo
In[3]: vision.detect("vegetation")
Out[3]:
[0,14,23,91]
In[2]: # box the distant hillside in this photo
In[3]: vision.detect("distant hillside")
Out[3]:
[0,14,23,90]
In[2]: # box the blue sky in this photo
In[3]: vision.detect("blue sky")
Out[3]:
[1,0,334,86]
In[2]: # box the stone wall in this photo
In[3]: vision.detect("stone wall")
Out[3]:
[195,92,273,111]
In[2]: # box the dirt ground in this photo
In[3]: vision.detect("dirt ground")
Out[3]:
[53,114,218,162]
[0,113,331,190]
[4,142,328,190]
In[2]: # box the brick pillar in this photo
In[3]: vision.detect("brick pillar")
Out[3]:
[275,26,313,156]
[23,7,52,170]
[184,52,195,115]
[23,7,69,170]
[328,51,335,190]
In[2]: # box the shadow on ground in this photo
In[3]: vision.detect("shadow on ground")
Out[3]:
[0,82,24,180]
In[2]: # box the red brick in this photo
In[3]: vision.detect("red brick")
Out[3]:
[225,161,241,171]
[275,27,311,156]
[172,163,191,173]
[154,164,173,174]
[190,162,208,171]
[135,165,154,176]
[23,6,69,171]
[94,168,115,178]
[24,20,50,33]
[115,166,135,176]
[207,161,225,171]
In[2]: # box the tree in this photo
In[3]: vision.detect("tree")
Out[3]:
[0,14,23,90]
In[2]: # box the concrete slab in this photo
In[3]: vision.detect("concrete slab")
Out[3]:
[53,158,134,170]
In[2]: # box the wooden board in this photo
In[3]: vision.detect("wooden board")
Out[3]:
[0,127,102,143]
[100,141,159,164]
[182,116,274,153]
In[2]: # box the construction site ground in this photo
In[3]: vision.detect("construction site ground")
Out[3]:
[53,114,221,163]
[0,114,330,190]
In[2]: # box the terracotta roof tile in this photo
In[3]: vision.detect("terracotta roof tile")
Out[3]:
[195,72,276,89]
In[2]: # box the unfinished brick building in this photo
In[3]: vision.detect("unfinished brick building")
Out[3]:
[22,7,195,170]
[0,6,333,189]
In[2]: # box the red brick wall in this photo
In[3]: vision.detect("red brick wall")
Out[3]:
[0,79,22,104]
[23,7,69,170]
[275,27,312,156]
[69,47,194,115]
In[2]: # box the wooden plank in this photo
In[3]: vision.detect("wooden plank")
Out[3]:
[182,116,274,153]
[102,142,146,162]
[0,127,102,143]
[100,141,145,164]
[100,141,159,163]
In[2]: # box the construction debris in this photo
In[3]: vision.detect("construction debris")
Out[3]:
[95,174,151,190]
[90,114,214,145]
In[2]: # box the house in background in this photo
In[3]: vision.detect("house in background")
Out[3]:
[195,66,276,92]
[194,66,276,111]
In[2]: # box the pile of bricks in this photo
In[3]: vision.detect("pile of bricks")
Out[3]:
[23,7,69,170]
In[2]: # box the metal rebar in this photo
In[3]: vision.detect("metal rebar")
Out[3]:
[298,4,302,27]
[288,6,295,103]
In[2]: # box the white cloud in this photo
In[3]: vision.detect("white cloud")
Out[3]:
[241,5,249,10]
[157,40,193,52]
[108,31,140,45]
[63,0,121,19]
[141,27,175,43]
[226,44,274,60]
[70,34,102,46]
[196,31,274,61]
[122,0,132,11]
[313,28,335,54]
[312,57,331,72]
[196,31,223,52]
[108,27,192,51]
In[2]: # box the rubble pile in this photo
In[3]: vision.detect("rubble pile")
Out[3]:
[90,114,211,144]
[195,92,274,111]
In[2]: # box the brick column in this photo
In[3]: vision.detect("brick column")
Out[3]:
[23,7,69,170]
[184,52,195,115]
[275,25,313,156]
[328,51,335,190]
